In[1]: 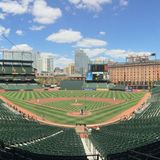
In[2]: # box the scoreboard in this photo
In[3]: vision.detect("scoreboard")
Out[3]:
[86,64,109,82]
[91,64,108,72]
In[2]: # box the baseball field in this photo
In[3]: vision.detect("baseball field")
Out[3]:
[0,90,146,126]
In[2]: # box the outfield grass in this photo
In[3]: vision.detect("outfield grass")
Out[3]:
[0,90,146,125]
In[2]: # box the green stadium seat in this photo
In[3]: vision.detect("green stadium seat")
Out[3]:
[0,100,85,156]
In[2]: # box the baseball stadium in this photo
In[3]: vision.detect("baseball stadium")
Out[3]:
[0,58,160,160]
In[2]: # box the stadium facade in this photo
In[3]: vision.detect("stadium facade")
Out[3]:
[2,50,40,70]
[2,50,54,73]
[109,55,159,88]
[0,59,35,83]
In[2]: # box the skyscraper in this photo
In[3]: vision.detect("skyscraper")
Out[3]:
[39,53,54,73]
[75,49,90,75]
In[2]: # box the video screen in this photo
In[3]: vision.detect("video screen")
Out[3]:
[86,71,109,81]
[91,64,108,72]
[92,72,104,81]
[86,72,93,81]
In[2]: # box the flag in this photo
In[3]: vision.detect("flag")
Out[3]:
[151,53,156,56]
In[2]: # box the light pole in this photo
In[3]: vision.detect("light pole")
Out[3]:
[150,53,156,87]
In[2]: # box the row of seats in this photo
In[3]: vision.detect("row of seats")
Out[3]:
[20,128,84,156]
[0,101,86,157]
[0,66,34,75]
[134,102,160,119]
[89,86,160,159]
[151,86,160,95]
[90,117,160,158]
[0,84,42,90]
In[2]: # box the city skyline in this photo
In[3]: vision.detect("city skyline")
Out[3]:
[0,0,160,68]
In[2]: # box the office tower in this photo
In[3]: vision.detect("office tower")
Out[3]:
[75,49,90,75]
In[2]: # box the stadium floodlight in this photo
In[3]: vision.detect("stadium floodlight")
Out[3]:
[150,53,156,61]
[150,53,157,87]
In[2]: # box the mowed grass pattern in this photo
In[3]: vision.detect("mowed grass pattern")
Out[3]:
[45,100,111,112]
[0,90,145,125]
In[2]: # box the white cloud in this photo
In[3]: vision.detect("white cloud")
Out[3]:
[32,0,62,24]
[99,31,106,35]
[76,38,107,48]
[79,48,151,61]
[68,0,80,5]
[105,49,151,59]
[45,52,73,68]
[0,0,32,15]
[41,52,54,56]
[119,0,128,6]
[55,57,73,68]
[29,25,45,31]
[11,44,33,51]
[65,5,71,12]
[16,30,24,36]
[0,0,62,25]
[68,0,112,12]
[105,49,126,58]
[46,29,82,43]
[0,13,6,19]
[0,26,10,37]
[81,48,106,58]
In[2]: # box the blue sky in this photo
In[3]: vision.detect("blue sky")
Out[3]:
[0,0,159,67]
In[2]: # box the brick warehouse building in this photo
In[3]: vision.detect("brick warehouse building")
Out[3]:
[109,55,160,88]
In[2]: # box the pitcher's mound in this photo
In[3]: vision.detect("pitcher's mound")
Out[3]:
[67,111,91,117]
[71,103,83,106]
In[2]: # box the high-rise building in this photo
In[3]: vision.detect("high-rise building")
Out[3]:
[75,49,90,75]
[39,53,54,73]
[64,63,75,75]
